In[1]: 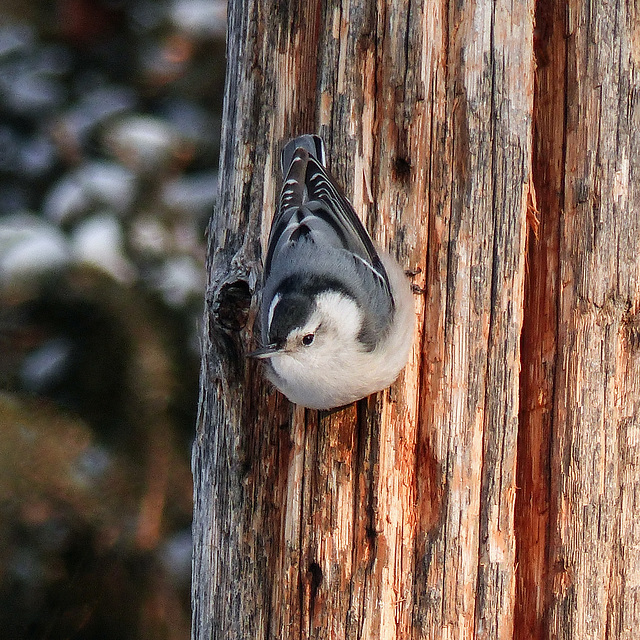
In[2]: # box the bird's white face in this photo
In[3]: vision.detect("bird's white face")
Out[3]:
[268,290,364,383]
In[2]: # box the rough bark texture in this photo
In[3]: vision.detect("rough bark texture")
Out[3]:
[192,0,640,638]
[515,1,640,638]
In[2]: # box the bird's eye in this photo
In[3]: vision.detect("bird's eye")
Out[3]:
[302,333,315,346]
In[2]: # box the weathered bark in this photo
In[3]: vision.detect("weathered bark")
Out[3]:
[192,0,640,638]
[515,1,640,639]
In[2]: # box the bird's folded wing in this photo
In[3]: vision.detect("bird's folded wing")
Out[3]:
[265,147,391,300]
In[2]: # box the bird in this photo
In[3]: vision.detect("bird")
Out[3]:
[249,134,414,409]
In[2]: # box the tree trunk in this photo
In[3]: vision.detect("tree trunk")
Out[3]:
[192,0,640,638]
[516,1,640,639]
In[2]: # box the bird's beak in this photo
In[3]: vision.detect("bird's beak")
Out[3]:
[246,344,280,359]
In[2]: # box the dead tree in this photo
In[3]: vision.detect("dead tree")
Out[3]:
[192,0,640,638]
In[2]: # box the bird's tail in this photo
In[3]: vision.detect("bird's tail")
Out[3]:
[280,134,326,174]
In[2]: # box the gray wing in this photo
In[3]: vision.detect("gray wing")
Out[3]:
[264,135,392,302]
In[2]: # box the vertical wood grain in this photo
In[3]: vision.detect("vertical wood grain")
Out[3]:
[514,0,564,636]
[545,0,640,637]
[192,0,640,638]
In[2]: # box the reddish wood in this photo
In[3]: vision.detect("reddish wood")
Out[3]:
[192,1,640,638]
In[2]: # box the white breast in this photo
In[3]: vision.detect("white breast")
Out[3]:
[266,259,415,409]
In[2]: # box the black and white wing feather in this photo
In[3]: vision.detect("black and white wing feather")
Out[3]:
[264,135,392,302]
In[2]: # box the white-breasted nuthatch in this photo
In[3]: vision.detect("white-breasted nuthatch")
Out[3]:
[249,134,415,409]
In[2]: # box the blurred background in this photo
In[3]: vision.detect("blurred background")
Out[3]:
[0,1,226,637]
